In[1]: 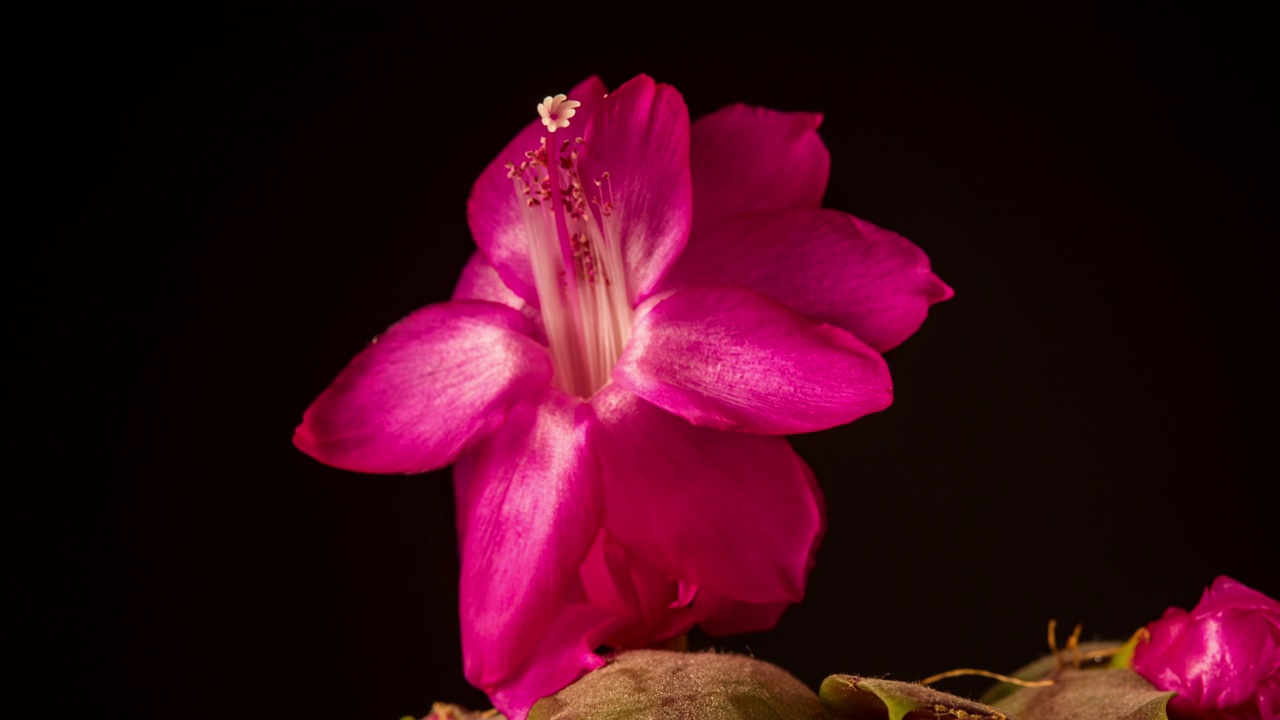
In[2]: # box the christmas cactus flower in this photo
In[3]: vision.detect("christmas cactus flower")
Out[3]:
[294,74,951,719]
[1132,576,1280,720]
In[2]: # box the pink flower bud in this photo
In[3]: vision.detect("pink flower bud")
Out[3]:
[1132,576,1280,720]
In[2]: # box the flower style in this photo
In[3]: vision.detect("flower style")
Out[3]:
[1132,576,1280,720]
[294,74,951,719]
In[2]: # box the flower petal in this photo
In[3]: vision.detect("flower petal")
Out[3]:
[690,104,829,236]
[485,601,624,720]
[613,286,893,434]
[1139,609,1280,711]
[455,390,602,689]
[662,208,953,352]
[293,302,550,474]
[452,250,545,342]
[693,592,791,636]
[1146,609,1274,707]
[577,74,692,305]
[591,386,824,604]
[1133,576,1280,714]
[467,76,609,305]
[578,530,699,649]
[1193,575,1280,614]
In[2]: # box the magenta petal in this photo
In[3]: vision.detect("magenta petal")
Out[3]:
[614,286,893,434]
[484,608,622,720]
[455,390,604,690]
[591,386,824,604]
[452,250,545,342]
[663,208,953,353]
[467,76,609,305]
[690,104,829,236]
[1142,609,1280,711]
[577,75,692,304]
[485,601,624,720]
[294,302,550,474]
[1133,576,1280,715]
[1193,575,1280,614]
[579,531,699,649]
[693,591,791,636]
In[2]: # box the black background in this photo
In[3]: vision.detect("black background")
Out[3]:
[9,4,1276,719]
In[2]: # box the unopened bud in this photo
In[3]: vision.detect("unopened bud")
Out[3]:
[528,649,826,720]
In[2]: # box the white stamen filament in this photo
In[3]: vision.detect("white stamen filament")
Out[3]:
[508,102,632,398]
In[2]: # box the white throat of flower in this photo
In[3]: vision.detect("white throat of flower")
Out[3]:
[506,93,632,399]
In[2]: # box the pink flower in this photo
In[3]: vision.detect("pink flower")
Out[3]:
[294,74,950,719]
[1132,576,1280,720]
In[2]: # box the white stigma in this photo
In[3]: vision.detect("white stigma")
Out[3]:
[537,94,581,133]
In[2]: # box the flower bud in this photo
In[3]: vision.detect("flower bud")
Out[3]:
[526,649,826,720]
[1132,576,1280,720]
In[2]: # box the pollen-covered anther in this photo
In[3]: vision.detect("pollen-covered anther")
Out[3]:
[593,172,616,216]
[537,94,581,133]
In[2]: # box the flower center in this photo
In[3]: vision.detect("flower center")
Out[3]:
[505,94,632,398]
